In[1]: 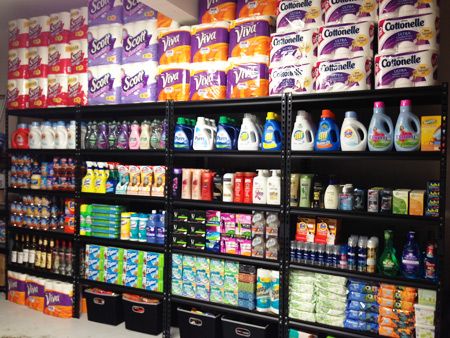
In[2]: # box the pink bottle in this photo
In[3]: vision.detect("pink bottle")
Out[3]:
[128,121,141,150]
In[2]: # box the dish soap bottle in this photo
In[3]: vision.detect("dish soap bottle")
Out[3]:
[238,114,260,151]
[140,120,151,150]
[401,231,422,279]
[117,121,130,150]
[340,111,367,151]
[314,109,340,151]
[291,110,315,151]
[96,121,109,150]
[368,101,394,151]
[394,99,421,151]
[267,170,281,205]
[378,230,399,277]
[129,121,141,150]
[262,112,282,151]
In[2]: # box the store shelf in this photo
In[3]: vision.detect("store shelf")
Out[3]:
[172,248,280,269]
[173,150,281,159]
[290,151,442,161]
[80,149,166,158]
[7,227,74,240]
[80,279,164,299]
[8,264,73,283]
[79,236,164,252]
[289,263,439,290]
[80,102,167,118]
[8,188,76,198]
[288,319,380,338]
[79,193,166,205]
[6,107,78,118]
[8,149,76,156]
[172,295,279,322]
[173,200,281,212]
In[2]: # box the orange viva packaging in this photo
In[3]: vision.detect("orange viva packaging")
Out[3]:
[237,0,277,17]
[199,0,236,23]
[26,277,45,312]
[7,272,27,305]
[157,64,190,101]
[158,27,191,65]
[191,22,230,63]
[157,12,180,29]
[44,281,73,318]
[226,56,269,99]
[190,62,228,100]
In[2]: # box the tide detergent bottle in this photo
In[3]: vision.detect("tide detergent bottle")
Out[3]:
[262,112,282,151]
[291,110,315,151]
[314,109,340,151]
[394,100,421,152]
[368,101,394,152]
[238,114,261,151]
[174,117,193,150]
[216,116,239,150]
[193,117,215,150]
[340,111,368,151]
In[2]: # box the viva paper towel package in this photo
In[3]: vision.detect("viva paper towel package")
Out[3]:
[8,48,28,80]
[27,47,48,78]
[43,281,73,318]
[9,18,29,49]
[88,24,123,66]
[237,0,277,17]
[269,63,314,95]
[276,0,322,32]
[123,0,157,23]
[28,78,48,109]
[7,79,28,109]
[47,74,68,107]
[29,16,50,47]
[26,276,46,312]
[88,64,121,105]
[68,73,88,106]
[270,29,318,66]
[322,0,378,24]
[70,39,88,74]
[88,0,123,26]
[158,27,191,65]
[227,56,269,98]
[199,0,236,23]
[48,43,71,74]
[375,50,438,89]
[157,63,190,101]
[7,271,27,305]
[191,22,230,63]
[121,61,158,103]
[157,12,180,29]
[190,61,228,100]
[122,20,158,63]
[379,0,439,19]
[49,12,70,44]
[70,7,88,40]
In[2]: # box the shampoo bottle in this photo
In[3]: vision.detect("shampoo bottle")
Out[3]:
[324,176,339,209]
[253,169,268,204]
[267,170,281,205]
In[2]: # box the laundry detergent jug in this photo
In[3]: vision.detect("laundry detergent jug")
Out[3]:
[368,101,394,152]
[193,117,215,150]
[12,123,29,149]
[238,114,261,151]
[291,110,315,151]
[262,112,282,151]
[216,116,239,150]
[314,109,340,151]
[174,117,194,150]
[340,111,368,151]
[394,100,421,152]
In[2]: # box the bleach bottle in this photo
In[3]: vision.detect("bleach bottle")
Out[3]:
[368,101,394,152]
[238,114,261,151]
[314,109,340,151]
[193,117,215,150]
[216,116,239,150]
[340,111,368,151]
[291,110,315,151]
[174,117,193,150]
[262,112,282,151]
[394,100,421,152]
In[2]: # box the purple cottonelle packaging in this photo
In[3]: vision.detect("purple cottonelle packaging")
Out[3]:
[270,29,318,66]
[276,0,323,32]
[378,0,439,19]
[123,0,157,23]
[88,24,123,66]
[121,61,157,103]
[269,63,314,96]
[88,0,123,26]
[88,65,121,105]
[322,0,378,25]
[122,20,158,63]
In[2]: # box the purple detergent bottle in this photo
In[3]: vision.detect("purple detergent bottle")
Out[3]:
[117,121,130,150]
[96,121,110,149]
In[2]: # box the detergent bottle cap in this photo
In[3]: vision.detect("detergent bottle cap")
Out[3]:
[267,112,277,120]
[345,111,358,119]
[219,116,228,124]
[18,123,28,129]
[297,110,308,118]
[400,99,411,107]
[321,109,335,119]
[374,101,385,108]
[176,117,185,124]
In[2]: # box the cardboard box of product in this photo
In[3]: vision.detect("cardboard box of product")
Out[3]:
[368,187,383,213]
[296,217,316,242]
[421,115,441,151]
[410,190,425,216]
[315,218,340,245]
[393,189,411,215]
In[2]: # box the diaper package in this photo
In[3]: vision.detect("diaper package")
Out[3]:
[378,0,439,19]
[199,0,236,23]
[88,64,122,105]
[122,20,158,63]
[269,63,314,96]
[313,56,372,92]
[88,23,123,66]
[375,50,438,89]
[157,63,190,101]
[270,29,318,66]
[123,0,157,23]
[322,0,378,24]
[121,61,158,103]
[190,61,228,100]
[88,0,123,26]
[158,27,191,65]
[276,0,322,32]
[191,22,230,63]
[237,0,277,18]
[227,56,269,98]
[26,276,46,312]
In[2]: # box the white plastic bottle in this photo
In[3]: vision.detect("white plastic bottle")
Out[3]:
[29,122,42,149]
[291,110,316,151]
[193,117,215,150]
[394,100,421,152]
[238,114,260,151]
[368,101,394,152]
[267,170,281,205]
[140,120,151,150]
[41,122,56,149]
[324,177,339,209]
[67,120,77,149]
[253,169,268,204]
[55,121,68,149]
[340,111,368,151]
[223,173,235,202]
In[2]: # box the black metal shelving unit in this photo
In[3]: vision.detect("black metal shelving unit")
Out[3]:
[80,278,164,299]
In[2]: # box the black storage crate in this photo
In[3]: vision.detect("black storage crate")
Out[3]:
[178,308,222,338]
[123,296,162,335]
[221,316,274,338]
[84,289,124,326]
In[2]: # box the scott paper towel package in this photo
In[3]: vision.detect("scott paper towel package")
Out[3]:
[88,0,123,26]
[88,65,121,105]
[318,21,374,61]
[8,48,28,80]
[199,0,236,24]
[48,43,71,74]
[122,20,158,63]
[88,24,123,66]
[70,39,88,74]
[322,0,378,25]
[378,13,439,55]
[9,19,29,49]
[191,22,230,63]
[379,0,439,19]
[227,56,269,98]
[70,7,88,40]
[28,78,48,109]
[68,73,88,106]
[121,61,158,103]
[237,0,277,18]
[269,63,314,96]
[49,12,70,44]
[276,0,322,33]
[158,27,191,65]
[43,281,73,318]
[270,29,318,66]
[26,276,46,312]
[29,16,50,47]
[27,47,48,78]
[47,74,68,107]
[123,0,157,23]
[157,63,190,101]
[375,50,438,89]
[190,61,228,100]
[313,56,372,92]
[7,79,28,109]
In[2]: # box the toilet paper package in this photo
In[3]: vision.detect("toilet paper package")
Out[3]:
[70,7,88,40]
[28,77,48,109]
[49,12,71,44]
[379,0,439,19]
[191,22,230,63]
[199,0,236,24]
[88,23,123,66]
[157,12,180,29]
[375,50,438,89]
[8,48,28,80]
[48,43,71,74]
[29,16,50,47]
[68,73,88,106]
[88,0,123,26]
[47,74,68,107]
[88,65,122,105]
[318,21,374,61]
[378,13,439,55]
[269,63,314,96]
[313,55,372,92]
[190,61,228,100]
[157,63,190,101]
[276,0,322,32]
[123,0,157,23]
[9,18,29,49]
[229,16,274,58]
[322,0,378,25]
[7,272,27,305]
[121,61,158,103]
[43,281,73,318]
[26,276,46,312]
[270,29,318,67]
[27,47,49,78]
[227,56,269,98]
[122,20,158,63]
[7,79,28,109]
[158,27,191,65]
[237,0,277,18]
[70,39,88,74]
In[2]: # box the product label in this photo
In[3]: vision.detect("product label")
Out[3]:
[157,67,190,101]
[369,128,391,149]
[121,67,157,103]
[123,0,157,22]
[379,0,437,18]
[123,28,156,63]
[395,123,419,149]
[88,70,120,104]
[277,0,322,31]
[269,64,313,95]
[271,30,318,65]
[70,9,87,39]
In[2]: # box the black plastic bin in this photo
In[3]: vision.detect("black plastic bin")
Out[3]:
[221,316,275,338]
[178,308,222,338]
[84,289,124,326]
[123,294,163,335]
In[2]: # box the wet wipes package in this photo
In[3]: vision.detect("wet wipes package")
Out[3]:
[322,0,378,24]
[378,0,439,19]
[270,29,318,66]
[88,24,123,66]
[199,0,236,24]
[158,27,191,65]
[375,50,438,89]
[269,63,314,95]
[227,56,269,98]
[88,65,121,105]
[157,63,190,101]
[88,0,123,26]
[86,244,105,259]
[276,0,322,32]
[121,61,157,103]
[191,22,230,63]
[190,61,228,100]
[123,0,157,23]
[105,247,124,261]
[378,13,439,55]
[122,20,158,63]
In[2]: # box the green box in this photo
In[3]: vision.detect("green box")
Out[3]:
[393,189,410,215]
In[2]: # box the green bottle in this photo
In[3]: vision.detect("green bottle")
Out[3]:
[378,230,399,276]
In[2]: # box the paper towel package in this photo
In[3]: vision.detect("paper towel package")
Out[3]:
[379,0,439,19]
[276,0,322,32]
[121,61,158,103]
[269,63,314,96]
[48,43,71,74]
[375,50,438,89]
[68,73,88,106]
[8,48,28,80]
[237,0,277,18]
[88,0,123,26]
[70,39,88,74]
[229,16,274,58]
[227,56,269,98]
[157,63,190,101]
[9,19,29,49]
[70,7,88,40]
[88,64,122,105]
[191,22,229,63]
[157,12,180,29]
[158,27,191,65]
[27,47,49,78]
[47,74,68,107]
[123,0,157,23]
[122,20,158,63]
[318,21,374,61]
[28,77,48,109]
[378,13,439,55]
[199,0,236,24]
[313,56,372,92]
[29,16,50,47]
[26,276,46,312]
[88,23,123,66]
[43,281,73,318]
[322,0,378,25]
[7,79,28,109]
[270,29,318,67]
[7,272,27,305]
[49,12,71,44]
[190,61,228,100]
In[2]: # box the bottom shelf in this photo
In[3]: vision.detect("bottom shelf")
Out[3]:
[8,264,74,283]
[80,278,164,299]
[289,319,381,338]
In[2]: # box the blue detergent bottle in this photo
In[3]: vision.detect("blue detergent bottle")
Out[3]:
[262,112,282,151]
[314,109,340,151]
[216,116,239,150]
[174,117,193,150]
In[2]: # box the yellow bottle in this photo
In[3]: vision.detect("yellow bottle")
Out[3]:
[94,162,109,194]
[81,161,95,193]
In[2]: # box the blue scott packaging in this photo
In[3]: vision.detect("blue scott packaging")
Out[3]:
[123,0,157,23]
[88,0,123,26]
[88,65,121,105]
[122,20,158,63]
[88,24,123,66]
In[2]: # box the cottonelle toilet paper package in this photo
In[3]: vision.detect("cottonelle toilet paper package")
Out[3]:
[47,74,68,107]
[276,0,322,32]
[88,64,121,105]
[88,0,123,26]
[88,23,123,66]
[269,63,314,95]
[7,79,28,109]
[191,22,230,63]
[70,7,88,40]
[29,16,50,47]
[48,43,71,74]
[9,18,29,49]
[68,73,88,106]
[379,0,439,19]
[70,39,88,74]
[322,0,378,25]
[123,0,157,23]
[190,61,228,100]
[122,19,158,63]
[375,50,438,89]
[378,13,439,55]
[27,47,49,78]
[8,48,28,80]
[121,61,158,103]
[270,29,318,66]
[49,12,71,44]
[28,77,48,109]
